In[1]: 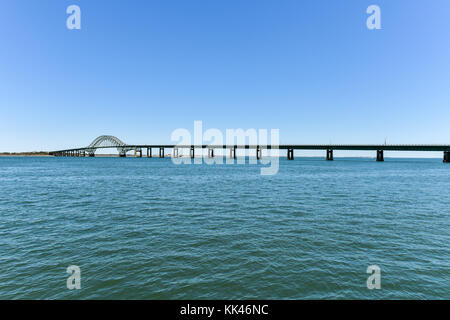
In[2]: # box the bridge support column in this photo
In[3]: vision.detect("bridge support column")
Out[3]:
[208,148,214,158]
[173,148,179,158]
[190,146,195,159]
[159,147,164,158]
[376,150,384,162]
[230,146,236,159]
[326,149,334,161]
[443,151,450,163]
[88,153,95,157]
[256,146,261,160]
[147,148,152,158]
[287,149,294,160]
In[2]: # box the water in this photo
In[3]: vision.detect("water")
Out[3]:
[0,156,449,299]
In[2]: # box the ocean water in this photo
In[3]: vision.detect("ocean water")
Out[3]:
[0,156,448,299]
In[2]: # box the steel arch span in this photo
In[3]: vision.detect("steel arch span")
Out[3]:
[86,135,131,155]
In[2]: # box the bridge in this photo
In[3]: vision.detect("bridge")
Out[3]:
[50,135,450,162]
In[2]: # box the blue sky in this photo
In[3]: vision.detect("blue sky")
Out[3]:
[1,0,450,155]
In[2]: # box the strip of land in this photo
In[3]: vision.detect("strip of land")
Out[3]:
[0,152,50,156]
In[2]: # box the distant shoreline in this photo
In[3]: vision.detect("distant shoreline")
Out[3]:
[0,152,50,157]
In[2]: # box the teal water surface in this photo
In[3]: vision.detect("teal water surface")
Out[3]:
[0,157,449,299]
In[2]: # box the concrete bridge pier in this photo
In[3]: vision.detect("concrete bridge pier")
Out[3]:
[230,146,236,159]
[326,149,334,161]
[287,148,294,160]
[147,148,152,158]
[173,147,179,158]
[190,146,195,159]
[444,151,450,163]
[159,147,164,158]
[377,150,384,162]
[256,146,262,160]
[208,148,214,158]
[134,148,142,158]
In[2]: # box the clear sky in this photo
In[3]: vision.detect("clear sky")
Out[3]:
[1,0,450,155]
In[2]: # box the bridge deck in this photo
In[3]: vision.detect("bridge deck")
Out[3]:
[51,144,450,153]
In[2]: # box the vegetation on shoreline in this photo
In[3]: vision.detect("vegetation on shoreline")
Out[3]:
[0,152,50,156]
